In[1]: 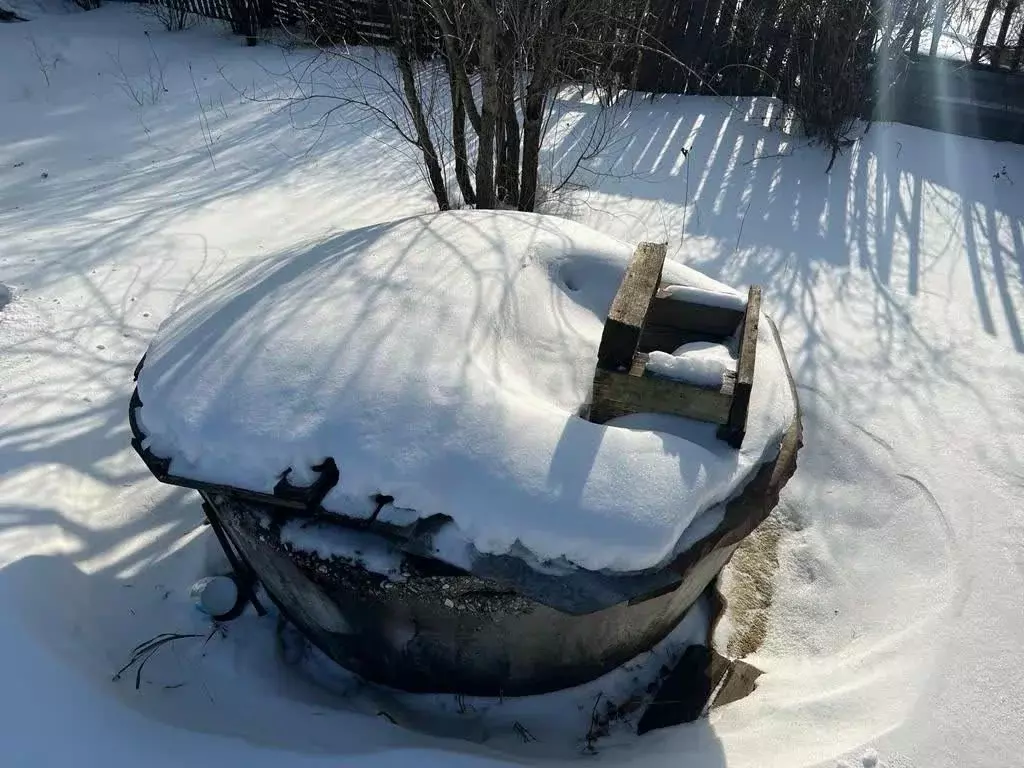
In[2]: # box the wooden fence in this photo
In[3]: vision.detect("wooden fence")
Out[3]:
[147,0,399,43]
[877,54,1024,143]
[145,0,1024,76]
[868,1,1024,143]
[142,0,1022,144]
[631,0,878,98]
[146,0,880,98]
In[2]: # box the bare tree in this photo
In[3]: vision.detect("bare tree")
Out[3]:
[139,0,197,32]
[252,0,630,212]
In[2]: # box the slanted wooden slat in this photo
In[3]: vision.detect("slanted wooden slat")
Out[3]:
[597,242,667,370]
[718,285,760,448]
[589,352,735,426]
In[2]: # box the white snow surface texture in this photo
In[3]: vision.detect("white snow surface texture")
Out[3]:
[4,4,1024,768]
[647,341,737,386]
[136,211,792,572]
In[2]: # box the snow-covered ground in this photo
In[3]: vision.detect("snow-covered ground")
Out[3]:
[1,3,1023,767]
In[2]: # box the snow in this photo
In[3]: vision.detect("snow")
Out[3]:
[660,283,746,310]
[646,341,737,387]
[282,595,712,752]
[134,211,794,573]
[280,517,406,580]
[2,3,1024,768]
[189,574,238,615]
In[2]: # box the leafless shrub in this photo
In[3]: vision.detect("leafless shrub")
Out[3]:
[245,0,631,212]
[109,35,167,106]
[190,63,219,170]
[113,632,205,689]
[774,0,875,171]
[139,0,197,32]
[28,34,59,87]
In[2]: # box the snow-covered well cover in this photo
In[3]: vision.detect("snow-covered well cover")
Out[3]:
[135,211,794,573]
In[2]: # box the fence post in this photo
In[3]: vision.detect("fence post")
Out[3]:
[257,0,273,28]
[227,0,259,43]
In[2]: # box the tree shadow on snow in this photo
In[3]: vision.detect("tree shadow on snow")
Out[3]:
[0,509,550,762]
[0,213,729,763]
[543,95,1024,469]
[546,94,1024,354]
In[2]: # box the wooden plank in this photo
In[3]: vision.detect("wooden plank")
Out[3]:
[690,0,726,93]
[597,242,667,370]
[590,352,735,426]
[679,0,710,93]
[742,0,782,95]
[733,0,771,93]
[644,288,743,336]
[639,285,744,353]
[718,285,760,447]
[703,0,738,93]
[760,24,794,97]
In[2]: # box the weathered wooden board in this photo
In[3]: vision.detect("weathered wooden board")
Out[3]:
[588,239,763,447]
[597,242,667,370]
[648,288,745,334]
[589,352,735,426]
[718,285,760,448]
[639,287,744,352]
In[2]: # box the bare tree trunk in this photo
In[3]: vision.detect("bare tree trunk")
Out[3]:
[500,94,521,206]
[972,0,1000,63]
[995,1,1019,59]
[449,62,476,206]
[494,87,508,203]
[394,42,451,210]
[427,0,482,133]
[494,33,520,207]
[518,77,546,212]
[519,1,566,213]
[926,0,943,57]
[475,23,499,209]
